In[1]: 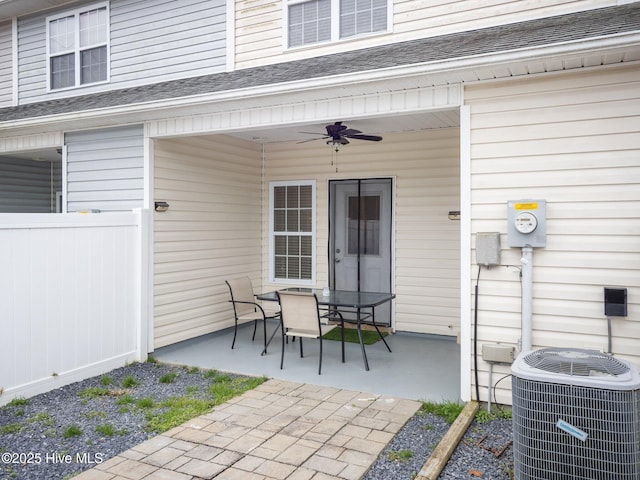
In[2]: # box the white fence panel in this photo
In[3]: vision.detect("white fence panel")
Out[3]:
[0,212,147,405]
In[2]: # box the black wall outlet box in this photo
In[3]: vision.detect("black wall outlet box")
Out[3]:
[604,287,627,317]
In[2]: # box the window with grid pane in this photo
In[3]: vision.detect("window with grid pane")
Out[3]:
[47,3,109,90]
[340,0,387,38]
[286,0,388,47]
[271,181,315,283]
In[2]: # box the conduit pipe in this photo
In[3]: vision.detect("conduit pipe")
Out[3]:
[520,245,533,352]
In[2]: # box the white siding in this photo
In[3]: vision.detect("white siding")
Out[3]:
[0,20,12,107]
[0,212,142,404]
[0,156,62,212]
[262,127,461,336]
[65,125,144,212]
[17,0,226,104]
[234,0,617,69]
[465,64,640,404]
[153,135,262,348]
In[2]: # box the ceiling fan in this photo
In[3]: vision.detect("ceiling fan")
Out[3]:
[299,121,383,147]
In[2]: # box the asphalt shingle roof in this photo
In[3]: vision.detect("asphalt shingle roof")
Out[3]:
[1,3,639,122]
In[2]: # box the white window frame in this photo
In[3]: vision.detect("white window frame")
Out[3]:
[46,2,110,91]
[283,0,392,49]
[269,180,316,285]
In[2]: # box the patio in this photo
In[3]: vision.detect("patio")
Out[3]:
[153,324,461,402]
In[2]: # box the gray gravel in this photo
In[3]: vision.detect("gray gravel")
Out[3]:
[1,362,513,480]
[365,409,513,479]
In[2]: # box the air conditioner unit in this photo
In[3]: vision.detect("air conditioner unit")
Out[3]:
[511,348,640,480]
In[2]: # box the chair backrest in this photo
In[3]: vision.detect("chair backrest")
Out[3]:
[226,277,256,316]
[277,291,320,333]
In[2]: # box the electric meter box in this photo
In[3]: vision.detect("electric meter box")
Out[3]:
[507,200,546,247]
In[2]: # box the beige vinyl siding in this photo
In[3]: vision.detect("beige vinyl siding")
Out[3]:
[153,135,262,348]
[262,127,460,335]
[0,20,12,107]
[466,64,640,404]
[234,0,615,69]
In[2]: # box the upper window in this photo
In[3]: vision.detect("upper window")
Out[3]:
[46,3,109,90]
[270,181,316,284]
[287,0,389,48]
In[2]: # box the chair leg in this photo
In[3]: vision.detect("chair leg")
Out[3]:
[251,319,257,341]
[318,337,323,375]
[299,338,304,357]
[262,317,267,349]
[280,332,285,370]
[231,321,238,349]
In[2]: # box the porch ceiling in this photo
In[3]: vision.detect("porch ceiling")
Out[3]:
[225,111,461,145]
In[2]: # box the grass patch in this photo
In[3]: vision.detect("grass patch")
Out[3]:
[322,327,388,345]
[387,449,414,462]
[122,376,140,388]
[116,394,136,406]
[63,424,82,438]
[95,423,127,437]
[208,376,267,404]
[136,397,156,409]
[420,400,465,424]
[476,407,512,423]
[6,397,29,407]
[146,397,215,432]
[159,372,178,384]
[28,412,55,426]
[100,376,114,386]
[79,387,111,399]
[0,423,22,435]
[145,375,267,433]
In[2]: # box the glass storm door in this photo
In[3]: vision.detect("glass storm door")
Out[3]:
[329,179,392,324]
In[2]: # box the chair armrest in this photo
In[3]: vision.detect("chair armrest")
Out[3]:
[229,299,280,319]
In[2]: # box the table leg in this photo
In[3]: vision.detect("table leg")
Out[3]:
[356,307,370,371]
[372,308,392,353]
[261,317,281,356]
[339,311,346,363]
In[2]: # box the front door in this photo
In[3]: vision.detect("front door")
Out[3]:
[329,179,393,325]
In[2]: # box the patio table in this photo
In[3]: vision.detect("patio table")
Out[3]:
[257,288,394,371]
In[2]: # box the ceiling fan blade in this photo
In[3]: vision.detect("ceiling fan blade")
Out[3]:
[297,137,327,143]
[299,131,327,135]
[341,128,362,136]
[346,133,383,141]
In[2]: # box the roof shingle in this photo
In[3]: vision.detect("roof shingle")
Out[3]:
[1,3,639,122]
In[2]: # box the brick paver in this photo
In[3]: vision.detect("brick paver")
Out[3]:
[74,379,421,480]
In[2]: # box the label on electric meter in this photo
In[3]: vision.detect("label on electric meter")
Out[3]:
[514,202,540,210]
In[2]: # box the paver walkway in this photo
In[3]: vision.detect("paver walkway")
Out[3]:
[74,379,422,480]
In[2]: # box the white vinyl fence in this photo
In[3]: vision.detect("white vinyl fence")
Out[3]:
[0,211,151,405]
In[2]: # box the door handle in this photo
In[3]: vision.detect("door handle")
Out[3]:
[335,258,341,263]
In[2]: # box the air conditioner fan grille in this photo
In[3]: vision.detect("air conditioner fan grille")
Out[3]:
[523,348,629,377]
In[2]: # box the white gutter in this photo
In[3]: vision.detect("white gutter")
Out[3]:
[2,32,640,131]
